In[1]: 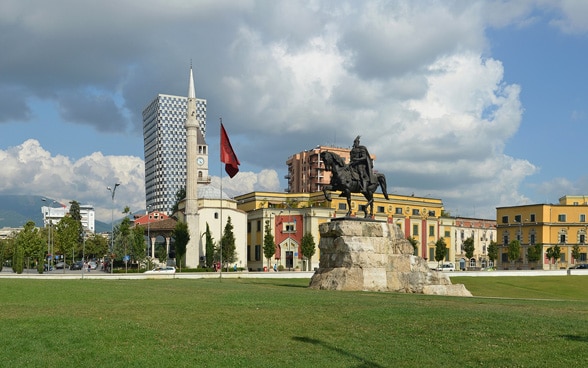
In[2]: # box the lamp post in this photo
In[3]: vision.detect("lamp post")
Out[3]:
[41,198,57,271]
[107,183,120,274]
[147,205,151,259]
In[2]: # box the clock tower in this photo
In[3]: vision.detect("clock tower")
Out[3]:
[196,129,210,184]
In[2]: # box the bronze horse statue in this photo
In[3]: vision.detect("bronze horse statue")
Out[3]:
[320,151,389,218]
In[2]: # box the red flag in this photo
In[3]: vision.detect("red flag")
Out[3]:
[220,123,240,178]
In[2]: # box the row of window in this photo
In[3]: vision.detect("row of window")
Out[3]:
[502,213,587,223]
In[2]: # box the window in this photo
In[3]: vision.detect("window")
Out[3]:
[412,209,420,215]
[503,235,509,246]
[530,214,536,222]
[247,222,251,233]
[560,234,566,244]
[530,234,536,245]
[514,214,522,223]
[395,207,403,214]
[412,224,419,236]
[255,245,261,261]
[560,254,566,262]
[444,230,450,237]
[429,225,435,236]
[502,216,508,224]
[581,234,586,244]
[428,210,436,216]
[359,205,366,213]
[377,206,385,213]
[257,220,261,232]
[338,203,347,210]
[284,222,296,233]
[558,214,566,222]
[581,214,586,222]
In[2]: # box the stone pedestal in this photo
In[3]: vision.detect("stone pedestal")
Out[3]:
[309,219,471,297]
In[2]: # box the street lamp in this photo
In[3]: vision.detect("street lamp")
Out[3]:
[107,183,120,274]
[147,205,151,259]
[41,198,57,271]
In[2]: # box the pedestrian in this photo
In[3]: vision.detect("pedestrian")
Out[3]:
[273,263,277,272]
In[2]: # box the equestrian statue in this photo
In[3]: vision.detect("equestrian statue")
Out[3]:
[321,136,389,218]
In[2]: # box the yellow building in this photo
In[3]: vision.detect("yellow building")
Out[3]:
[496,195,588,270]
[235,191,445,271]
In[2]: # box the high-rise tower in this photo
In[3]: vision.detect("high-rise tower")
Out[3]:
[184,67,200,267]
[142,82,208,214]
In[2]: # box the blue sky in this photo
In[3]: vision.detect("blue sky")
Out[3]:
[1,0,588,221]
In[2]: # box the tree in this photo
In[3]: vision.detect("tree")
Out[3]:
[571,244,581,265]
[127,225,146,270]
[171,187,186,215]
[434,237,447,264]
[300,232,316,271]
[84,233,109,260]
[14,221,45,272]
[115,207,133,272]
[219,216,237,270]
[173,221,190,271]
[463,237,475,260]
[487,241,498,267]
[54,215,80,267]
[507,240,521,267]
[205,223,214,268]
[527,243,543,268]
[263,220,276,270]
[407,236,418,256]
[546,245,561,269]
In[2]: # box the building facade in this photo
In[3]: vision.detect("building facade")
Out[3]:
[142,93,208,214]
[41,204,95,233]
[440,217,496,270]
[285,145,375,193]
[496,195,588,270]
[235,191,445,271]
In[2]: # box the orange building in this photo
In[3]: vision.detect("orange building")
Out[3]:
[285,145,375,193]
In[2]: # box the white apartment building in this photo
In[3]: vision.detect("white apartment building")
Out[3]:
[41,204,96,233]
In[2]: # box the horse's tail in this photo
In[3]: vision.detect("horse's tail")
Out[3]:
[378,174,389,200]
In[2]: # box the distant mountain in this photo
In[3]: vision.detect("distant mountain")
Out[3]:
[0,195,110,232]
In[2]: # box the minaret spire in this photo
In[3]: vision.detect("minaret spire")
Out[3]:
[184,65,200,268]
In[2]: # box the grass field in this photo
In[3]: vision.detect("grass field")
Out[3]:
[1,276,587,367]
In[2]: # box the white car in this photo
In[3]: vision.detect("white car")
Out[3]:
[144,266,176,274]
[436,263,455,272]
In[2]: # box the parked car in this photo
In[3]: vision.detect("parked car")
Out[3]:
[144,266,176,274]
[88,261,98,270]
[572,264,588,269]
[436,263,455,272]
[70,261,84,270]
[54,262,68,269]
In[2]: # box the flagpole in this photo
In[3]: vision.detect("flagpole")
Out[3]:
[219,117,223,281]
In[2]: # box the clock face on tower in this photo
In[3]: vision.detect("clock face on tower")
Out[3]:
[197,157,204,166]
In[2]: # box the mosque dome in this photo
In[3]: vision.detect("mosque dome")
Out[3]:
[197,184,232,200]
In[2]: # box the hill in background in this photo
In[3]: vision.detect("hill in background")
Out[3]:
[0,195,110,233]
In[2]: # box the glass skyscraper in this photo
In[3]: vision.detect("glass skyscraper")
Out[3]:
[142,93,207,214]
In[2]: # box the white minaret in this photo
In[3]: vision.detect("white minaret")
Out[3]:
[184,67,200,268]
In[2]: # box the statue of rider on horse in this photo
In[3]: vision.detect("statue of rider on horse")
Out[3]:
[321,136,389,218]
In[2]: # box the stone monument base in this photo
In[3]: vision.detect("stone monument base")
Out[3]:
[309,219,471,297]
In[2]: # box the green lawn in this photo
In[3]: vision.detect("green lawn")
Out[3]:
[0,276,587,367]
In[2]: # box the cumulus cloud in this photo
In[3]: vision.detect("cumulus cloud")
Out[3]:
[1,1,585,221]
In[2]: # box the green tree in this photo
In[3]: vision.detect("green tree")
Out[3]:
[407,236,418,256]
[507,240,521,267]
[571,244,581,265]
[114,207,134,271]
[0,238,7,272]
[84,233,109,260]
[263,220,276,270]
[434,237,447,264]
[171,187,186,214]
[527,243,543,268]
[12,236,24,274]
[130,226,146,268]
[487,241,498,267]
[54,215,80,268]
[205,223,214,268]
[546,245,561,269]
[218,217,237,270]
[173,221,190,271]
[464,237,475,260]
[300,232,316,271]
[14,221,45,272]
